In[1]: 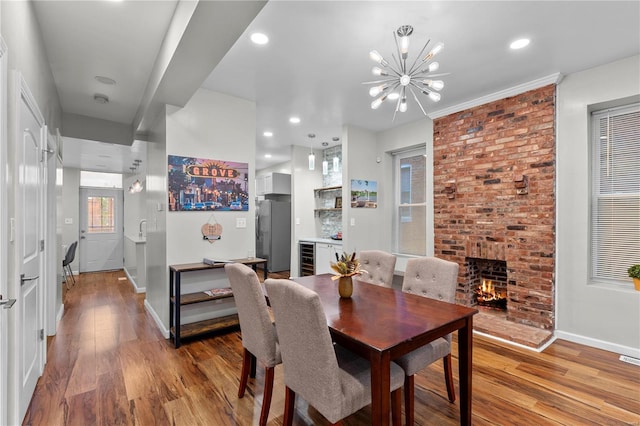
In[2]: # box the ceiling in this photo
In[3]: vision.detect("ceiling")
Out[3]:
[33,1,640,173]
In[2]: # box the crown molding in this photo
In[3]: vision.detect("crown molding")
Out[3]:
[428,72,564,120]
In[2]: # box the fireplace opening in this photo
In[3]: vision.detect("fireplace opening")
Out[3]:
[466,257,508,312]
[476,279,507,310]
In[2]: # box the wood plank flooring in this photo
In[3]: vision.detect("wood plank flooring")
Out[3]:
[23,270,640,425]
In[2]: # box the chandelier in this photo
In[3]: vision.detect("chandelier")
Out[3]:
[364,25,447,120]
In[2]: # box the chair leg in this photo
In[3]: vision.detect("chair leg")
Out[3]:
[404,374,414,426]
[283,386,295,426]
[443,354,456,403]
[238,348,251,398]
[259,366,275,426]
[391,388,402,426]
[69,265,76,283]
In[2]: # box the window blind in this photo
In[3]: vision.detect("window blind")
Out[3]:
[591,104,640,283]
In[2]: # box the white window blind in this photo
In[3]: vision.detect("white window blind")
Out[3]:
[591,104,640,283]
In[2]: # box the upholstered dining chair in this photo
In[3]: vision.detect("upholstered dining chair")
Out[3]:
[225,263,281,426]
[358,250,397,288]
[264,278,404,426]
[395,256,459,425]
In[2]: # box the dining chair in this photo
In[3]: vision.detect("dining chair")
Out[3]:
[62,241,77,289]
[225,263,281,426]
[358,250,396,288]
[395,256,459,425]
[264,278,404,426]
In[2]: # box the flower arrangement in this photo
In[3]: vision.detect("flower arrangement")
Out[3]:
[330,251,366,280]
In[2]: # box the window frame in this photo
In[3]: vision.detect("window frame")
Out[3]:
[393,146,427,255]
[590,102,640,286]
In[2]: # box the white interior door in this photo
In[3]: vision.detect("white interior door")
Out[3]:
[15,72,45,423]
[79,187,123,272]
[0,36,9,426]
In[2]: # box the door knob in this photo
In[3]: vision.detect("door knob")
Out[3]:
[80,236,86,239]
[0,296,16,309]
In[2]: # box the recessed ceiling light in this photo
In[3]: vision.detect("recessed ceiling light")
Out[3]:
[263,131,273,137]
[289,117,300,124]
[95,75,116,85]
[250,32,269,45]
[264,154,272,158]
[94,93,109,104]
[510,38,530,50]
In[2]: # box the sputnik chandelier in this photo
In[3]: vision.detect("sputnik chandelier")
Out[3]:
[364,25,447,120]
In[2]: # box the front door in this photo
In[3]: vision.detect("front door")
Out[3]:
[15,73,45,422]
[79,188,123,272]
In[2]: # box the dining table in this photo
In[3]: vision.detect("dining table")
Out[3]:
[291,274,478,426]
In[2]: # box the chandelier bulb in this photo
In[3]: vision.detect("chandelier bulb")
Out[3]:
[369,50,388,67]
[423,42,444,62]
[428,91,441,102]
[371,94,388,110]
[399,97,408,113]
[369,84,388,97]
[423,79,445,91]
[372,66,388,76]
[428,62,440,72]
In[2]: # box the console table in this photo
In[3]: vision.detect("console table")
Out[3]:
[169,257,267,348]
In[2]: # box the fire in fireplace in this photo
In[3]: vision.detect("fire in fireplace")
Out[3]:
[475,279,507,310]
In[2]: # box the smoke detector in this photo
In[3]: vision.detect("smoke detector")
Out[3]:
[94,93,109,104]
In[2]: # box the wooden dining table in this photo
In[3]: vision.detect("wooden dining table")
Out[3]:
[291,274,478,426]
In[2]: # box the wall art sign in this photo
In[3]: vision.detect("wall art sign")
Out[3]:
[168,155,249,212]
[350,180,378,208]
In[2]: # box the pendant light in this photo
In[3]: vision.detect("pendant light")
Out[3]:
[308,133,316,170]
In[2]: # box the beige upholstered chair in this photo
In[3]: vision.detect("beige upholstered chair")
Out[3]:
[225,263,281,426]
[358,250,397,288]
[264,278,404,425]
[395,256,459,425]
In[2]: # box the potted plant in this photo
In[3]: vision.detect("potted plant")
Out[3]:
[330,252,366,298]
[628,264,640,291]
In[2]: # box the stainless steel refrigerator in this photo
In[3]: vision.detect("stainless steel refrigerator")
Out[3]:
[256,200,291,272]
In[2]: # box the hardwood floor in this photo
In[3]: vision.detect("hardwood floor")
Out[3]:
[23,270,640,425]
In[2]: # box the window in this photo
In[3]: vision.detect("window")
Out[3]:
[80,171,122,188]
[394,148,426,255]
[591,103,640,284]
[87,196,115,233]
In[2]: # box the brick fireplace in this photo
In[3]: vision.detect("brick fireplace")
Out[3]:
[433,85,556,346]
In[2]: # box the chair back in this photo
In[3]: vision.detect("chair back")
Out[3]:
[358,250,396,287]
[63,241,77,267]
[402,257,458,304]
[264,278,342,413]
[225,263,280,366]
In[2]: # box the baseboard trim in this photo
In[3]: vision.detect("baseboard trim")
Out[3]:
[144,299,169,339]
[124,267,146,293]
[555,330,640,358]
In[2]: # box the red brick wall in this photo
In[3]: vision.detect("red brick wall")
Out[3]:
[433,85,556,330]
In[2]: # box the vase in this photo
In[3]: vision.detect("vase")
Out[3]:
[338,275,353,298]
[634,278,640,291]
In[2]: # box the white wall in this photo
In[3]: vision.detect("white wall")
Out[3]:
[144,106,168,334]
[556,55,640,357]
[145,88,256,332]
[290,145,322,276]
[61,168,80,273]
[376,118,434,272]
[342,125,385,253]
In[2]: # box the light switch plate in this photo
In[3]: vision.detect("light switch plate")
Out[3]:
[350,218,355,226]
[236,218,247,228]
[64,218,73,225]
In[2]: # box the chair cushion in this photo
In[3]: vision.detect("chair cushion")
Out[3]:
[394,337,450,376]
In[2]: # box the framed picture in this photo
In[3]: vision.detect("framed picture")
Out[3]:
[350,179,378,208]
[168,155,249,212]
[335,196,342,208]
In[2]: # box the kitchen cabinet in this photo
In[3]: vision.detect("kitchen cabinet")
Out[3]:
[256,172,291,195]
[315,242,343,274]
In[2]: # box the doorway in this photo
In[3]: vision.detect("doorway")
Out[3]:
[79,188,124,272]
